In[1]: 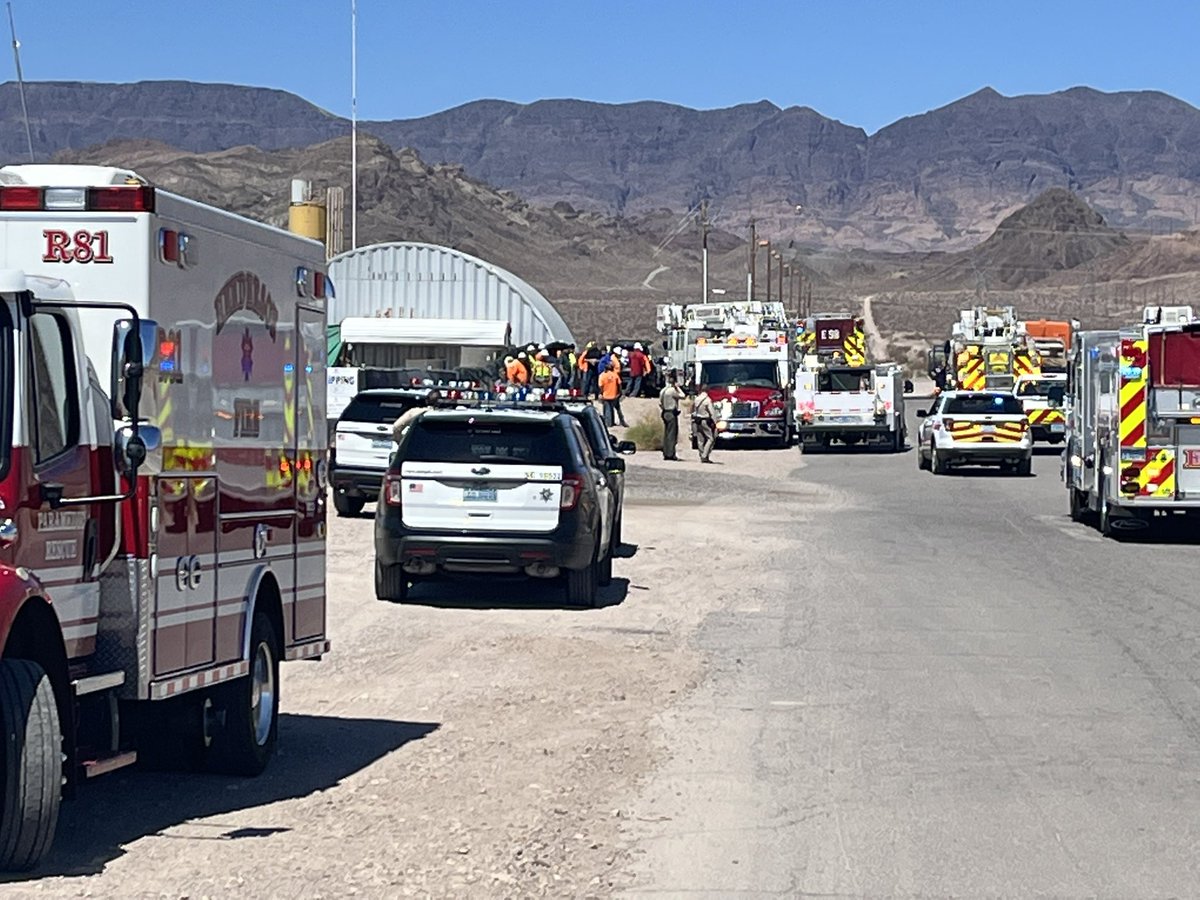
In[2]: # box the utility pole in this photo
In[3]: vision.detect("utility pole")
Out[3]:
[7,2,34,163]
[747,219,757,301]
[700,199,710,302]
[350,0,358,250]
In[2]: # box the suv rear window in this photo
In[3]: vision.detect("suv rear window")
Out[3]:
[404,418,568,464]
[944,394,1024,415]
[341,395,421,424]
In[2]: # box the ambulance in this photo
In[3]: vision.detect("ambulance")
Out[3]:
[0,165,329,869]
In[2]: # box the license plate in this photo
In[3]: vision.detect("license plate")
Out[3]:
[463,487,497,502]
[371,439,392,449]
[1185,449,1200,469]
[1050,423,1065,433]
[982,424,996,433]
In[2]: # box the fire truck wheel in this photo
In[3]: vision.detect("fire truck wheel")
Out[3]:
[333,493,365,518]
[0,659,62,872]
[375,561,409,603]
[207,612,279,776]
[1069,487,1088,522]
[565,548,599,608]
[1098,479,1116,538]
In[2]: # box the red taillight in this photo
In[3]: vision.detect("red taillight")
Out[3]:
[384,474,404,507]
[88,186,155,212]
[1019,417,1029,430]
[160,228,179,263]
[0,186,43,210]
[560,474,583,510]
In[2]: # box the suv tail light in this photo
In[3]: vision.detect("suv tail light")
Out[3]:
[384,473,403,507]
[560,474,584,510]
[1019,417,1029,430]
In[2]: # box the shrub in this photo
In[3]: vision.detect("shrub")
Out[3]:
[624,410,664,451]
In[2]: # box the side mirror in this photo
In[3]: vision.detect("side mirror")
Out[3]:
[605,457,626,474]
[903,379,914,394]
[116,424,162,476]
[916,409,929,418]
[111,318,158,420]
[616,440,637,455]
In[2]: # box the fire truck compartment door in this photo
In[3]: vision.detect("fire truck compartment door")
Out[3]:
[154,475,217,674]
[399,462,563,533]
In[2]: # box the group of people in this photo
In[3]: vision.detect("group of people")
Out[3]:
[500,342,655,398]
[657,373,717,464]
[496,339,717,462]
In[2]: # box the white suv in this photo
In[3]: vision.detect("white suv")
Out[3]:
[916,391,1032,475]
[330,389,428,516]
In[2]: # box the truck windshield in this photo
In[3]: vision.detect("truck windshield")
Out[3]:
[1016,379,1060,396]
[700,361,778,389]
[944,394,1024,415]
[819,370,872,392]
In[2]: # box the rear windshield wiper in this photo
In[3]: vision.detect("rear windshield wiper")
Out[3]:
[476,454,530,463]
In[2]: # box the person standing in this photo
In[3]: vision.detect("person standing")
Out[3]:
[626,342,648,397]
[583,342,602,398]
[692,384,717,463]
[599,358,628,427]
[658,371,684,460]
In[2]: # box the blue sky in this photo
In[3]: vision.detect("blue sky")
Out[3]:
[7,0,1198,132]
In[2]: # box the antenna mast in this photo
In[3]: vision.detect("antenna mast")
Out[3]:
[350,0,358,249]
[6,2,33,163]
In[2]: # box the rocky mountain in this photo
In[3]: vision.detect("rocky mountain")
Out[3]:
[7,80,1200,252]
[53,137,759,339]
[910,188,1129,291]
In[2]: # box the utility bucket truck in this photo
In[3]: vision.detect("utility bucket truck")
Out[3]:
[657,301,793,447]
[0,165,330,870]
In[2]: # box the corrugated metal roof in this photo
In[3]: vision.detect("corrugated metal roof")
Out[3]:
[327,241,573,346]
[340,316,510,346]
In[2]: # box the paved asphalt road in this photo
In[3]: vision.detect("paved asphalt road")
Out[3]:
[629,404,1200,897]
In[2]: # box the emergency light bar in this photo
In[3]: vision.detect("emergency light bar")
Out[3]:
[0,184,156,213]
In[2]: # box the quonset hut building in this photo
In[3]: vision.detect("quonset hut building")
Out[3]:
[326,241,574,370]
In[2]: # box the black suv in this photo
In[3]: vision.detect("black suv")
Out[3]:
[374,408,622,607]
[561,401,635,550]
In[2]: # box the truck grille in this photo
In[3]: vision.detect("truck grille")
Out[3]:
[730,401,760,418]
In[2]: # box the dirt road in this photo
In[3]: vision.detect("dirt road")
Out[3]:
[9,442,815,898]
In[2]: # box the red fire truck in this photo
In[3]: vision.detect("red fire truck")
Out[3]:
[0,165,330,870]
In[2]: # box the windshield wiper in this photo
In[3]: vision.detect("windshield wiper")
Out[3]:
[476,454,529,463]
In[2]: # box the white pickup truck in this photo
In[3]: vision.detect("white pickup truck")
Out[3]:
[794,363,906,451]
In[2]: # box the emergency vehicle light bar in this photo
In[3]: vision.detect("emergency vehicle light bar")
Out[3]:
[0,185,156,213]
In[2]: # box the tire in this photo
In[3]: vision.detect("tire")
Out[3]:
[0,659,62,872]
[1016,456,1032,477]
[917,444,930,470]
[611,510,623,551]
[892,427,904,453]
[565,554,599,608]
[1099,479,1116,538]
[375,560,409,603]
[333,493,365,518]
[205,611,279,776]
[598,547,613,587]
[1069,486,1087,523]
[931,444,948,475]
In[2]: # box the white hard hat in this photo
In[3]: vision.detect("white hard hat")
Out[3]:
[634,342,643,350]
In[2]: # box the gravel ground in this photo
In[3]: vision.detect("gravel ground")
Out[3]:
[4,414,808,899]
